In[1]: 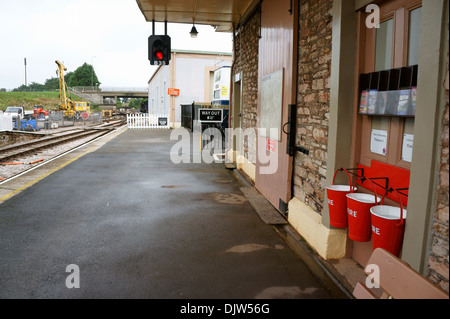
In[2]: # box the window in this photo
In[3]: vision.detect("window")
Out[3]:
[357,0,422,170]
[375,19,393,72]
[408,7,422,66]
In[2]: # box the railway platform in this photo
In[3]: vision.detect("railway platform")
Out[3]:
[0,128,348,299]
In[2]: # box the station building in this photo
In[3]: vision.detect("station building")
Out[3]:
[147,50,231,128]
[137,0,449,292]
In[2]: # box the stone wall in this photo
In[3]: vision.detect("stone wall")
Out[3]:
[427,40,449,293]
[0,131,43,148]
[233,10,259,164]
[293,0,333,213]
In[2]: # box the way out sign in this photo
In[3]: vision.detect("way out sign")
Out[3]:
[199,109,223,123]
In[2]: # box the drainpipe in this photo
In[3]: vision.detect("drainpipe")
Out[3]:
[226,23,237,160]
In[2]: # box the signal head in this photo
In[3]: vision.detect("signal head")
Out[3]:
[148,35,171,66]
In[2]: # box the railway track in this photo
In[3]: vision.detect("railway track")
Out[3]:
[0,119,126,165]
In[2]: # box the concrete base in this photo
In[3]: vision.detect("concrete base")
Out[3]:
[288,197,347,260]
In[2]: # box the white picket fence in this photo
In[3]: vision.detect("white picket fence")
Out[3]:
[126,113,170,129]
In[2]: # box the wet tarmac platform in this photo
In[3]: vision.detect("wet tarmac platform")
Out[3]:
[0,128,335,299]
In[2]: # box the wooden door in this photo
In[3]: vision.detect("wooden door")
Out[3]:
[255,0,298,213]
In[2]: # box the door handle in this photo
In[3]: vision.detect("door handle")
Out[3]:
[282,122,290,135]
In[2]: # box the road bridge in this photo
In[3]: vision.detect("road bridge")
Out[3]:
[70,87,148,107]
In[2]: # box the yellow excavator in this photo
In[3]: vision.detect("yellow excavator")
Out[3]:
[55,60,90,118]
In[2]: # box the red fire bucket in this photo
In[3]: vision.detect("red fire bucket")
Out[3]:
[370,191,407,257]
[326,169,356,229]
[346,193,381,242]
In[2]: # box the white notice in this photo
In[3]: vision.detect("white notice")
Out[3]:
[260,69,284,141]
[370,129,388,156]
[402,134,414,162]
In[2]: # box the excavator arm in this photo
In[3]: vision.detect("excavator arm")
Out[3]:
[55,60,75,117]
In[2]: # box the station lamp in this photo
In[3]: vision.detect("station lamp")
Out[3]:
[190,24,198,38]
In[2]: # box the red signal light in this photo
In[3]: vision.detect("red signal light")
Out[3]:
[155,51,163,60]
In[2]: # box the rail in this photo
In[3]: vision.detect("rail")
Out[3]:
[0,120,125,164]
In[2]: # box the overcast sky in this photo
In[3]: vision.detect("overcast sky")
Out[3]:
[0,0,233,90]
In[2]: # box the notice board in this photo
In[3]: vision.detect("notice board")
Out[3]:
[260,68,284,141]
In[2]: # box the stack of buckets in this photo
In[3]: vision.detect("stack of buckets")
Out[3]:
[326,169,407,257]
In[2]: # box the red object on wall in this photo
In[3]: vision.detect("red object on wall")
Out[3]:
[266,138,275,153]
[168,88,180,96]
[357,161,410,207]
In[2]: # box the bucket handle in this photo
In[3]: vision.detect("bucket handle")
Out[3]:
[332,168,355,193]
[381,188,405,226]
[353,177,379,205]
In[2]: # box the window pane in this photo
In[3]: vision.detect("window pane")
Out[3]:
[375,19,393,71]
[402,118,415,162]
[408,7,422,66]
[372,117,389,131]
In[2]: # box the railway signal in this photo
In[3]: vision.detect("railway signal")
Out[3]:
[148,35,171,66]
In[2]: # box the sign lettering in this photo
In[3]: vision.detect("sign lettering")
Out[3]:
[199,109,223,123]
[168,88,180,96]
[372,225,380,235]
[347,208,357,218]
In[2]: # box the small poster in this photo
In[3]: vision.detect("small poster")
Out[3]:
[402,134,414,162]
[260,69,283,141]
[370,129,388,156]
[368,90,378,114]
[359,90,369,114]
[397,89,410,115]
[220,86,229,97]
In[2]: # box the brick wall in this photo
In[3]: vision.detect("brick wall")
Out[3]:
[233,10,259,164]
[293,0,333,213]
[427,42,449,293]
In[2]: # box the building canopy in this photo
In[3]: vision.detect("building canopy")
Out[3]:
[135,0,257,32]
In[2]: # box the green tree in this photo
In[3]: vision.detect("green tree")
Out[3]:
[128,98,143,109]
[12,82,45,92]
[67,63,100,87]
[44,77,60,90]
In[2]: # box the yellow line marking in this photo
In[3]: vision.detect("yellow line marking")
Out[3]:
[0,127,127,204]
